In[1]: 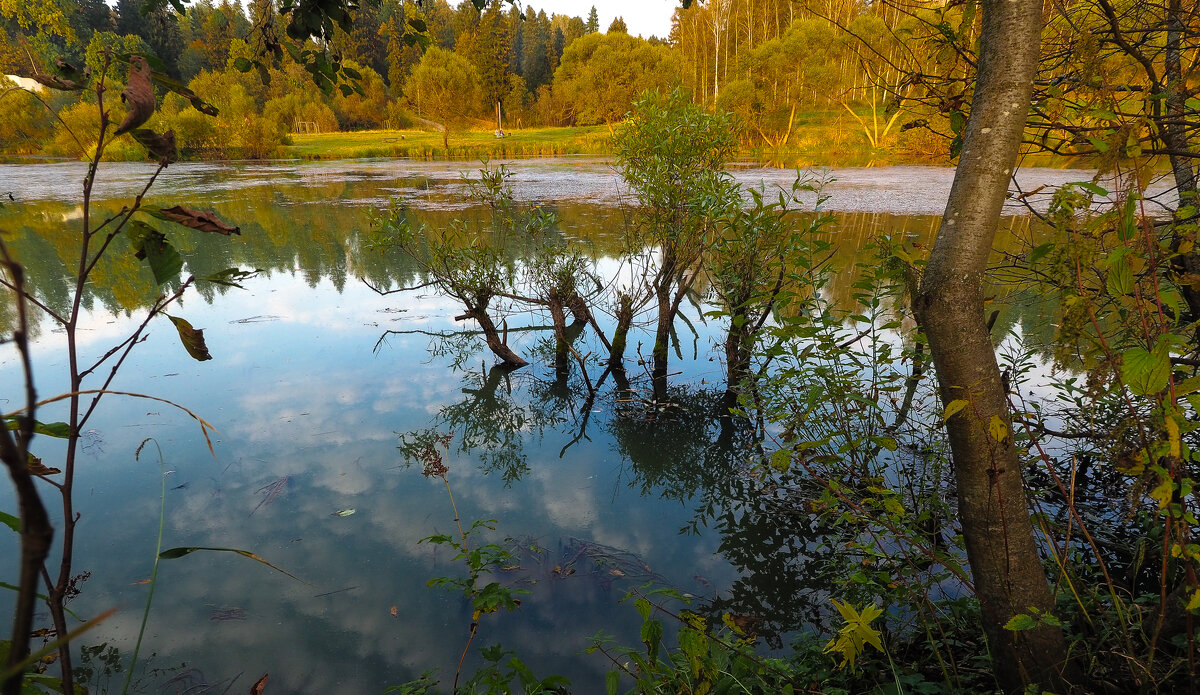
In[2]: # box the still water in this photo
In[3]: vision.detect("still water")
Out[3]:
[0,158,1099,693]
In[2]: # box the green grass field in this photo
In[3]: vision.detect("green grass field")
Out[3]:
[278,108,965,166]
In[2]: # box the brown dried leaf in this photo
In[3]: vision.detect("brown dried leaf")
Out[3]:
[147,205,241,235]
[30,73,84,91]
[130,129,177,164]
[114,56,155,136]
[250,674,268,695]
[26,454,61,476]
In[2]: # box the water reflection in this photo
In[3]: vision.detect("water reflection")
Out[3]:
[0,160,1063,692]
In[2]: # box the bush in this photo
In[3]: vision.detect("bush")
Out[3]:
[263,92,340,135]
[330,61,388,130]
[0,79,55,154]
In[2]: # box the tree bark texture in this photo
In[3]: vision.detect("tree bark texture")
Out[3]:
[457,303,527,369]
[913,0,1071,691]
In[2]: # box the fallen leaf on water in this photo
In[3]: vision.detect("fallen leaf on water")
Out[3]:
[333,509,356,517]
[250,674,268,695]
[131,579,152,585]
[389,606,398,617]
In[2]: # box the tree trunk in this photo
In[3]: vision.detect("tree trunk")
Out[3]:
[1161,0,1200,321]
[457,303,527,369]
[912,0,1071,691]
[652,249,679,402]
[610,292,634,368]
[548,298,570,378]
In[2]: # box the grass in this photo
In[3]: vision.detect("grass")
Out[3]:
[282,125,615,160]
[278,108,971,166]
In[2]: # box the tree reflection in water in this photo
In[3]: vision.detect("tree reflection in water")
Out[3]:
[396,340,855,649]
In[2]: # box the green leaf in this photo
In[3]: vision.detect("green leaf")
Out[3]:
[949,134,963,159]
[1072,181,1109,197]
[128,221,182,285]
[1029,242,1055,264]
[1121,345,1170,396]
[0,511,18,533]
[5,418,70,438]
[948,110,965,135]
[233,57,253,73]
[165,315,213,362]
[159,546,310,584]
[197,268,259,288]
[406,17,427,32]
[1004,613,1036,631]
[634,597,651,621]
[1106,255,1133,296]
[605,670,619,695]
[1118,195,1139,241]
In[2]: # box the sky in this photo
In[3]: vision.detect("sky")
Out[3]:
[532,0,677,38]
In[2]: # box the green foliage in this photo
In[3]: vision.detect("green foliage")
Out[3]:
[587,588,804,694]
[551,32,681,126]
[614,88,737,234]
[405,46,481,145]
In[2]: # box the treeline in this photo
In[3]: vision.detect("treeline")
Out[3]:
[0,0,951,158]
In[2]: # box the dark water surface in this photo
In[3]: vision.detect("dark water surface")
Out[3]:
[0,158,1086,693]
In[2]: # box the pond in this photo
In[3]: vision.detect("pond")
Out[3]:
[0,157,1111,693]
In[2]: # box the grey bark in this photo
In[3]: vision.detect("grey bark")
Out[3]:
[913,0,1072,691]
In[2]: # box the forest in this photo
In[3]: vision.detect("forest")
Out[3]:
[1,0,960,159]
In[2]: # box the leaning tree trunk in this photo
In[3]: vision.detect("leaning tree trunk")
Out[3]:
[912,0,1071,691]
[456,301,527,369]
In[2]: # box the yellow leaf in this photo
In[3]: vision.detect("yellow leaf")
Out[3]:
[943,399,969,422]
[1186,589,1200,612]
[1166,415,1181,458]
[988,415,1009,443]
[1150,474,1175,510]
[824,599,885,670]
[1115,449,1146,476]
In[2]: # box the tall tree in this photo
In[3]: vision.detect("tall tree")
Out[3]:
[607,16,627,33]
[912,0,1071,691]
[521,8,552,91]
[585,5,599,33]
[471,0,511,112]
[405,44,480,148]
